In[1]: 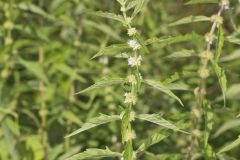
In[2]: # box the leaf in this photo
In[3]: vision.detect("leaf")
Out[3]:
[137,132,168,152]
[88,11,125,24]
[76,78,126,94]
[91,44,129,59]
[62,111,83,126]
[217,136,240,154]
[83,20,121,40]
[165,49,195,59]
[220,49,240,62]
[136,114,188,133]
[126,0,138,11]
[65,148,122,160]
[145,32,203,46]
[169,16,211,26]
[185,0,218,5]
[211,60,227,106]
[65,114,121,138]
[19,58,49,84]
[17,2,54,20]
[142,79,184,106]
[166,82,190,91]
[225,36,240,45]
[215,25,224,61]
[132,0,145,18]
[213,119,240,138]
[54,64,85,82]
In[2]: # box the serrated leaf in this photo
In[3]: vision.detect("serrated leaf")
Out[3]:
[19,58,49,84]
[91,44,129,59]
[65,114,121,138]
[165,49,195,59]
[132,0,145,18]
[145,32,203,46]
[66,148,122,160]
[217,136,240,154]
[136,114,188,133]
[169,16,211,26]
[185,0,218,5]
[137,132,168,152]
[76,78,126,94]
[88,11,125,24]
[211,60,227,106]
[215,25,224,61]
[142,79,184,106]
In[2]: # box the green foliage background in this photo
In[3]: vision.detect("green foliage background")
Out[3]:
[0,0,240,159]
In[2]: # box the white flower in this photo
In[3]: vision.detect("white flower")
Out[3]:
[204,33,214,45]
[128,55,142,67]
[220,0,229,10]
[125,129,136,142]
[128,28,137,36]
[127,39,141,50]
[124,92,137,105]
[127,74,137,85]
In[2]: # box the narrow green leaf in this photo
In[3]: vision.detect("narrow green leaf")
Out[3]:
[121,108,131,143]
[142,79,184,106]
[88,11,125,24]
[220,49,240,62]
[145,32,203,46]
[62,111,83,126]
[137,132,168,152]
[136,114,188,133]
[66,148,122,160]
[17,2,54,20]
[185,0,218,5]
[76,78,126,94]
[166,82,190,91]
[211,60,227,106]
[83,20,121,40]
[134,33,150,54]
[213,119,240,138]
[65,114,121,138]
[217,136,240,154]
[165,49,195,59]
[132,0,145,18]
[91,44,129,59]
[215,25,224,61]
[19,58,49,84]
[169,16,211,26]
[126,0,138,11]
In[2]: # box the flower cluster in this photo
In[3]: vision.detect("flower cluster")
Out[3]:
[127,74,137,85]
[220,0,229,10]
[127,28,137,36]
[124,92,137,105]
[204,33,214,45]
[127,39,141,50]
[128,55,142,67]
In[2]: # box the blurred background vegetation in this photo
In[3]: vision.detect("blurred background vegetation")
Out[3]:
[0,0,240,159]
